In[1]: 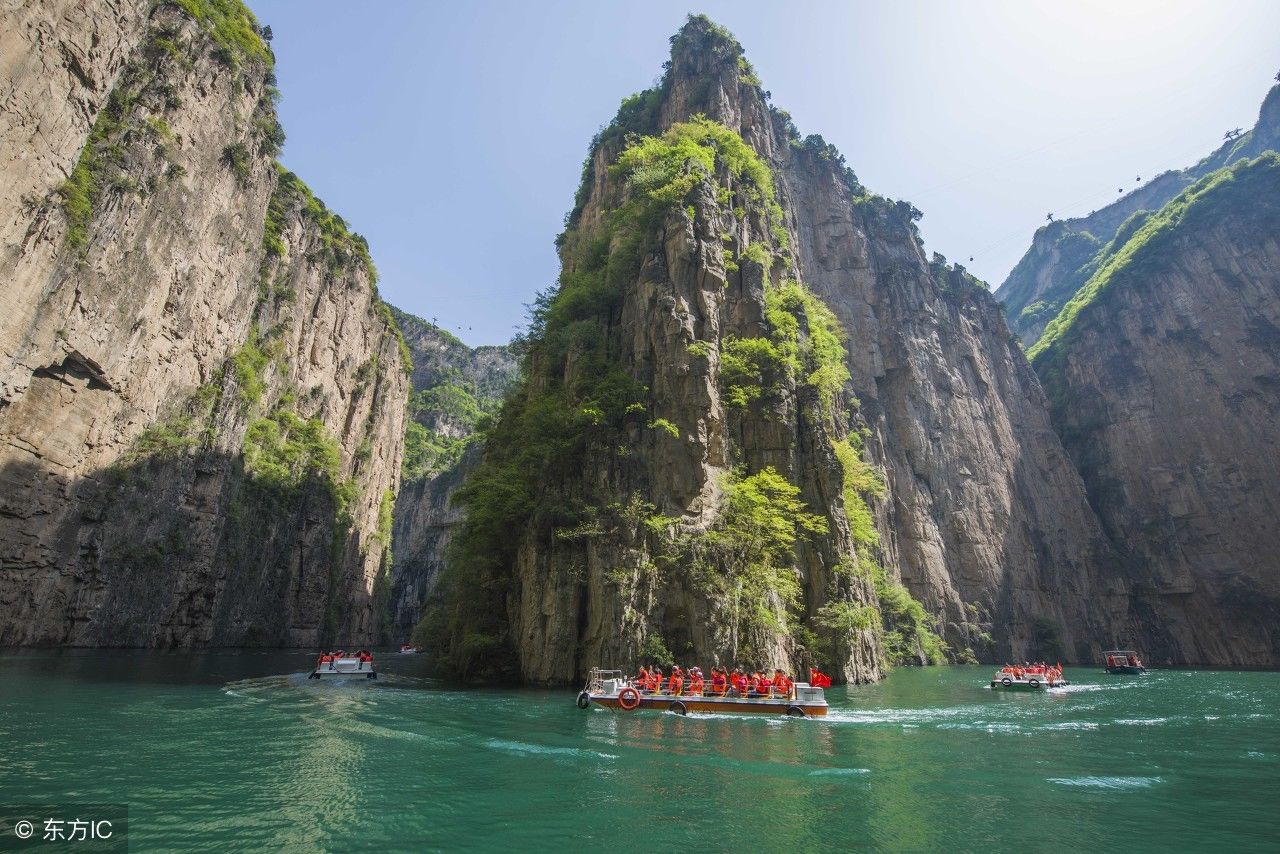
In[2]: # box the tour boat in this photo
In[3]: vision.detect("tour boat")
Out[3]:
[576,668,828,717]
[308,651,377,680]
[399,644,419,655]
[1103,649,1147,675]
[989,664,1067,691]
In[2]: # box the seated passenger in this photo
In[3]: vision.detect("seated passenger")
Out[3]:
[688,669,704,695]
[772,669,793,698]
[647,668,663,693]
[730,668,747,696]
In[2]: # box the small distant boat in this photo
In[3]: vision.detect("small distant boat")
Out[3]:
[576,668,828,717]
[399,644,419,655]
[990,664,1068,691]
[308,650,377,680]
[1103,649,1147,675]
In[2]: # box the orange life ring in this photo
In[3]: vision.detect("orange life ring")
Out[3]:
[618,687,641,711]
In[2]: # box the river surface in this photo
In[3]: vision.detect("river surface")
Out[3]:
[0,651,1276,852]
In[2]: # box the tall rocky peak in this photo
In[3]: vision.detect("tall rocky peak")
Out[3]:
[0,0,409,646]
[1031,154,1280,665]
[420,15,1130,685]
[387,306,518,641]
[1000,83,1280,347]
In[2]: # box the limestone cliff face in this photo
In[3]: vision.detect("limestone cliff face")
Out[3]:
[0,0,149,321]
[387,308,517,641]
[0,0,408,646]
[1033,155,1280,666]
[390,450,477,643]
[1000,85,1280,347]
[782,171,1128,664]
[424,18,1131,685]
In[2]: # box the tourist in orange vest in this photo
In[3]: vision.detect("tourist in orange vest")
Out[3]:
[730,668,747,696]
[636,665,649,689]
[688,668,704,695]
[667,666,684,695]
[772,669,793,698]
[647,667,663,693]
[710,668,727,696]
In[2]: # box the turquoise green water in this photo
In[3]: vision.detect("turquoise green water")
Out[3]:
[0,652,1276,852]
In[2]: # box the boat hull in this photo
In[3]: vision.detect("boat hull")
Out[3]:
[989,678,1067,691]
[589,693,827,716]
[309,662,377,679]
[1105,665,1146,675]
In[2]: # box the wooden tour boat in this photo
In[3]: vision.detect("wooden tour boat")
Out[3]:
[576,668,828,717]
[1103,649,1147,675]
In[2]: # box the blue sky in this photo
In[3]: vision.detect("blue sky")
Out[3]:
[248,1,1280,346]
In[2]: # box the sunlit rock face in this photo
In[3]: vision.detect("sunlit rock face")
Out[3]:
[429,17,1139,686]
[1033,154,1280,666]
[0,0,408,647]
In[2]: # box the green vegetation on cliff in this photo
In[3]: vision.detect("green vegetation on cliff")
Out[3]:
[1030,154,1280,371]
[421,107,943,678]
[168,0,272,68]
[265,165,378,284]
[243,407,355,513]
[656,467,829,661]
[613,115,787,246]
[400,382,502,482]
[419,118,798,678]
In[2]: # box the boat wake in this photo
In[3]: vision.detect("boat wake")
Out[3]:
[485,738,617,761]
[1115,717,1168,726]
[824,706,975,726]
[1049,682,1134,694]
[1047,776,1164,790]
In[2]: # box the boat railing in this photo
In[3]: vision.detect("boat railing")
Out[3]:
[628,683,802,700]
[586,668,624,693]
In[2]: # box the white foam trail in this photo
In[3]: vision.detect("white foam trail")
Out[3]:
[1047,776,1163,790]
[809,768,871,777]
[485,738,617,761]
